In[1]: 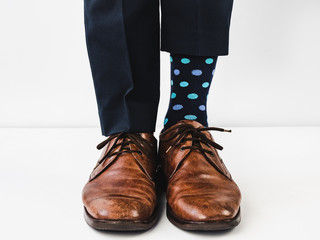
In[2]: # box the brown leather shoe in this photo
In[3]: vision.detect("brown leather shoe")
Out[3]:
[159,120,241,231]
[82,132,159,231]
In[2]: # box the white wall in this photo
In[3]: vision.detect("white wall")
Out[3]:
[1,0,319,129]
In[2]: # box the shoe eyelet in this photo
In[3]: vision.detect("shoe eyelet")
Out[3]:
[138,151,143,155]
[180,147,185,151]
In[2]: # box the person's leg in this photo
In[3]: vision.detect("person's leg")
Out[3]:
[82,0,161,231]
[161,0,233,130]
[159,0,241,231]
[84,0,160,137]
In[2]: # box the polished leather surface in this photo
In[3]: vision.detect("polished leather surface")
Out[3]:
[82,132,158,221]
[159,120,241,222]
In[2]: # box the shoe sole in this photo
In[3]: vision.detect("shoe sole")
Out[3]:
[166,203,241,231]
[83,206,158,231]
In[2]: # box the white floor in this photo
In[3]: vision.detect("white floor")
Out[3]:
[0,127,319,240]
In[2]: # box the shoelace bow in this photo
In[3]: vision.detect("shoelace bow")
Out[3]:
[160,123,231,156]
[95,132,152,166]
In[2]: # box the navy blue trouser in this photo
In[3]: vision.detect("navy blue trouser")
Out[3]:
[84,0,234,136]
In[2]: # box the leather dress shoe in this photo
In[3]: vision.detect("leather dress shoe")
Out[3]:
[82,131,159,231]
[158,120,241,231]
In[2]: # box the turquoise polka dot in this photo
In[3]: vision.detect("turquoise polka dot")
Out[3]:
[171,80,173,86]
[173,104,183,110]
[181,58,190,64]
[184,114,197,120]
[212,69,215,76]
[202,82,209,88]
[180,81,189,87]
[187,93,198,99]
[171,92,176,99]
[205,58,214,64]
[192,69,202,76]
[164,118,168,125]
[199,105,206,111]
[174,69,180,75]
[170,56,173,62]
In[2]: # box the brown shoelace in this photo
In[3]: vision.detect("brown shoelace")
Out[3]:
[160,123,231,156]
[95,132,153,166]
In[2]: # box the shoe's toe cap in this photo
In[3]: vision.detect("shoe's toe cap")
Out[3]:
[85,197,153,221]
[171,194,240,222]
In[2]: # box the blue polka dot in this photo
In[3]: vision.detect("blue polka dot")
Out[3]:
[205,58,214,64]
[180,81,189,87]
[199,105,206,111]
[171,80,173,86]
[171,92,176,99]
[202,82,209,88]
[174,69,180,75]
[181,58,190,64]
[184,115,197,120]
[170,56,173,62]
[164,118,168,125]
[192,69,202,76]
[173,104,183,110]
[212,69,215,76]
[187,93,198,99]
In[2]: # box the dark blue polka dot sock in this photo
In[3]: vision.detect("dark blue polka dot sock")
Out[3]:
[163,53,218,131]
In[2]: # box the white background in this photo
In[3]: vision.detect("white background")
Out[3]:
[1,0,320,129]
[1,1,320,240]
